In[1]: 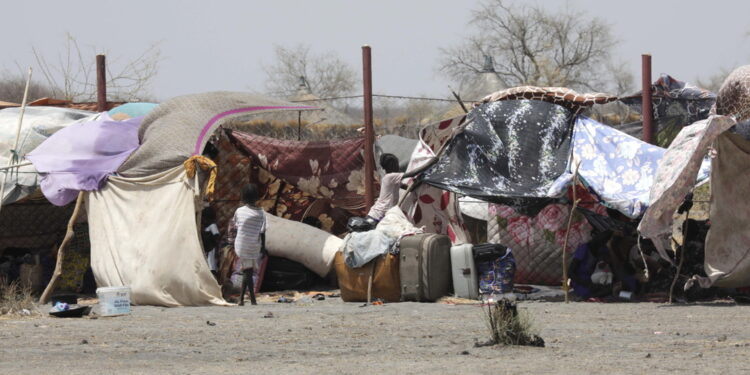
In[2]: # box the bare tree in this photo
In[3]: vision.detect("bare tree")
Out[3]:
[263,44,358,99]
[0,71,55,103]
[439,0,625,93]
[32,33,161,102]
[697,67,732,93]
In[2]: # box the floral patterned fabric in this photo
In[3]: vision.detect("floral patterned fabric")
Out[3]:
[400,116,469,244]
[487,186,606,285]
[212,132,361,240]
[228,130,369,211]
[638,115,736,260]
[551,117,665,218]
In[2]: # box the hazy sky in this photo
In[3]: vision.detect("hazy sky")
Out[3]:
[2,0,749,101]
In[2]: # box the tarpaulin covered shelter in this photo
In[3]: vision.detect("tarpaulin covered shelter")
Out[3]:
[86,92,320,306]
[640,65,750,289]
[0,107,98,273]
[24,92,326,306]
[405,86,707,285]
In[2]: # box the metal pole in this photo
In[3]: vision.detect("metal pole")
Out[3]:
[641,54,653,144]
[297,111,302,141]
[362,45,375,211]
[96,54,107,112]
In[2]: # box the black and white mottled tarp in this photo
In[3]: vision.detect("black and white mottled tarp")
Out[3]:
[420,100,575,203]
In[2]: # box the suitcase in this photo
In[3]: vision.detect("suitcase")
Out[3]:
[450,244,479,299]
[399,233,452,302]
[334,252,401,302]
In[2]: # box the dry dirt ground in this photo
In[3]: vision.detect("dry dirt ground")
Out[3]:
[1,296,749,374]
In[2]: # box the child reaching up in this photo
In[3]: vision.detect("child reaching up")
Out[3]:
[228,183,267,306]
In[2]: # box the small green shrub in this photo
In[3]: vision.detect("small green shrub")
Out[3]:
[477,300,544,347]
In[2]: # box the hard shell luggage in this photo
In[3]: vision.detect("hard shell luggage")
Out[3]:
[450,244,479,299]
[399,233,452,302]
[334,251,401,302]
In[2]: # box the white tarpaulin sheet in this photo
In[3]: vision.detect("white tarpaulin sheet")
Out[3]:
[86,166,227,306]
[1,107,94,204]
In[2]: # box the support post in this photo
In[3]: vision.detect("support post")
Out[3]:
[297,111,302,141]
[39,191,85,304]
[641,54,654,144]
[96,54,107,112]
[362,45,375,211]
[562,163,582,304]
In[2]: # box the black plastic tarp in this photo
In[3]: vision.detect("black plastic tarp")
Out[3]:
[619,74,716,147]
[420,100,574,203]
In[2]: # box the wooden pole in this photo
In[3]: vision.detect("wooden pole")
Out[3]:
[366,261,374,306]
[450,89,469,113]
[96,54,107,112]
[39,191,85,304]
[362,45,375,211]
[669,210,690,303]
[641,54,654,144]
[562,164,581,303]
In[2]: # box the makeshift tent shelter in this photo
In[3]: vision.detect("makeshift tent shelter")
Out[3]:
[86,92,324,305]
[24,92,336,305]
[404,86,702,285]
[640,65,750,289]
[0,107,98,280]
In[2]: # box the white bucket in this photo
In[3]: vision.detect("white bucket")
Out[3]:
[96,286,132,316]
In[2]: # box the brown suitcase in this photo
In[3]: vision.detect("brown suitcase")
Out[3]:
[334,251,401,302]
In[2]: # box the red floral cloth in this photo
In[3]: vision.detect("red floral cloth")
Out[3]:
[401,116,469,244]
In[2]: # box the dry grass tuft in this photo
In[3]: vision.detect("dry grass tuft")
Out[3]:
[0,279,40,318]
[477,300,544,347]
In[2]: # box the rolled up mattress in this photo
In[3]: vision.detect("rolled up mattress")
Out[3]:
[265,214,342,277]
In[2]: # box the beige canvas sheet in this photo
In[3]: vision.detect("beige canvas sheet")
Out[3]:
[86,166,227,306]
[698,133,750,288]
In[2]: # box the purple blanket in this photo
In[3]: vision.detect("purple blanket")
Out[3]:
[27,113,141,206]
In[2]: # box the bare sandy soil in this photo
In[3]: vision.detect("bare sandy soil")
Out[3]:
[1,296,748,375]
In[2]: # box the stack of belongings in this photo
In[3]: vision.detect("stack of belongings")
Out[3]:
[335,207,453,303]
[640,65,750,290]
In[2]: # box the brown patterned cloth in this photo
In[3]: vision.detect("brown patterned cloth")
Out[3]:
[227,129,369,211]
[211,130,365,240]
[714,65,750,122]
[478,86,617,114]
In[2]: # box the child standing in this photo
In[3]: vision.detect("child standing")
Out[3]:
[228,183,267,306]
